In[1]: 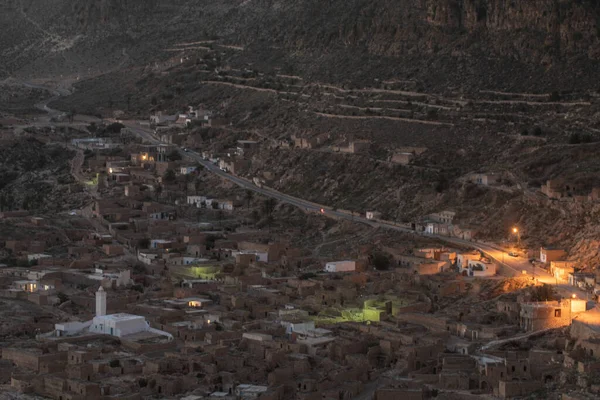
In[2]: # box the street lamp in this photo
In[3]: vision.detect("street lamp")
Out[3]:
[512,227,521,246]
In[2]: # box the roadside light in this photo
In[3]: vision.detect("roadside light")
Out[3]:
[572,294,577,299]
[513,228,518,233]
[207,320,211,324]
[109,168,113,174]
[320,208,325,214]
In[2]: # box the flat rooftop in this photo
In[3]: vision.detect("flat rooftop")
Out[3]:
[97,313,145,322]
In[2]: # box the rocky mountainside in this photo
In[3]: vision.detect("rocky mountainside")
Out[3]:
[0,135,87,213]
[2,0,600,90]
[3,0,600,265]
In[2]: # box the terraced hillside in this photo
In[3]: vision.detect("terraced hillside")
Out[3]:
[2,0,600,91]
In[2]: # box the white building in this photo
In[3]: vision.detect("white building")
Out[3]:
[87,269,132,288]
[218,200,234,211]
[180,166,198,175]
[233,250,268,263]
[138,251,159,265]
[456,252,480,268]
[280,319,315,335]
[151,239,172,249]
[90,313,150,337]
[53,287,172,340]
[88,287,173,339]
[462,259,496,277]
[27,253,52,262]
[366,211,382,220]
[187,195,207,206]
[13,280,38,293]
[235,384,268,399]
[324,261,356,273]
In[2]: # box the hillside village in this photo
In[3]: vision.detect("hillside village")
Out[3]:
[3,1,600,398]
[1,109,600,400]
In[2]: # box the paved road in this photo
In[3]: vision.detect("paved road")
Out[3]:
[17,87,587,301]
[121,122,592,299]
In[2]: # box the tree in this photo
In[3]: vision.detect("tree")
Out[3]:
[131,284,144,293]
[167,149,182,161]
[105,122,125,134]
[137,238,150,249]
[371,252,391,270]
[251,210,260,225]
[262,198,277,216]
[245,189,254,209]
[155,184,163,200]
[87,122,98,135]
[183,173,193,195]
[530,284,553,301]
[435,174,450,193]
[569,133,581,144]
[533,126,543,136]
[163,169,176,183]
[211,201,219,210]
[549,91,561,102]
[57,292,69,304]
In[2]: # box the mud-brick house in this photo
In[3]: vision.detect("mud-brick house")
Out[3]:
[520,299,587,332]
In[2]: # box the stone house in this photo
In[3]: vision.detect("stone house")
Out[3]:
[520,299,587,332]
[550,261,576,282]
[390,152,414,165]
[540,247,567,263]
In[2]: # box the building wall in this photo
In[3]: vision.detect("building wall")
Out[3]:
[520,302,572,331]
[540,248,566,263]
[498,380,542,399]
[325,261,356,273]
[390,153,414,165]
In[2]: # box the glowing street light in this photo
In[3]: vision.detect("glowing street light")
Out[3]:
[572,294,577,299]
[512,227,521,246]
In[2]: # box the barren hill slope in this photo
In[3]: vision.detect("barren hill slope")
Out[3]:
[2,0,600,90]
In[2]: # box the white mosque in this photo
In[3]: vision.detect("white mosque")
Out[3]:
[53,286,172,341]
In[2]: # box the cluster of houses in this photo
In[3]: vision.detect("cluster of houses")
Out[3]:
[421,210,476,241]
[150,106,213,130]
[2,196,600,399]
[4,120,600,398]
[541,179,600,202]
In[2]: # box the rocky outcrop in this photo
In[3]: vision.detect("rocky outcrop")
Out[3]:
[2,0,600,82]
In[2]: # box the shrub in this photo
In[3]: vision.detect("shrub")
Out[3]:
[569,133,581,144]
[371,252,392,270]
[131,284,144,293]
[57,292,69,304]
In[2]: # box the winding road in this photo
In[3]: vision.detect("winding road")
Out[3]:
[120,120,590,299]
[22,82,591,300]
